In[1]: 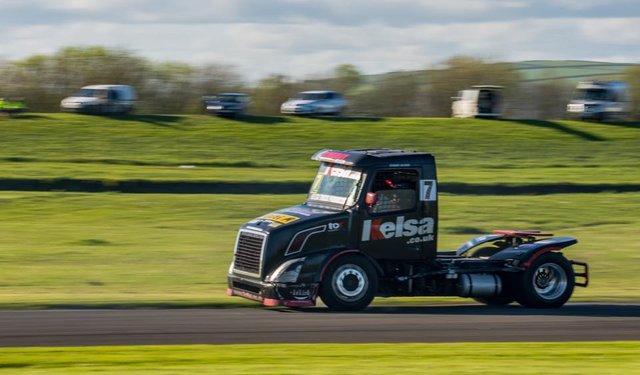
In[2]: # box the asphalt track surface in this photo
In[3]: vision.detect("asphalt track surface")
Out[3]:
[1,303,638,347]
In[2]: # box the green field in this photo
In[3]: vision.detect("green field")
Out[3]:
[0,342,638,374]
[0,191,638,307]
[0,114,639,307]
[2,114,639,186]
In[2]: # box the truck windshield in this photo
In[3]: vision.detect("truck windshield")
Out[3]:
[73,89,107,98]
[298,93,329,100]
[218,95,242,102]
[307,163,362,208]
[576,88,608,101]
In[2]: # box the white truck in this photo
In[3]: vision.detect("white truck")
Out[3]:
[452,85,503,119]
[566,81,630,121]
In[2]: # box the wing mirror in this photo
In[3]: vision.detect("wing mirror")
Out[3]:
[365,192,378,206]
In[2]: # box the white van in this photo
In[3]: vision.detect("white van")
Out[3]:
[61,85,137,114]
[566,81,629,121]
[452,85,503,118]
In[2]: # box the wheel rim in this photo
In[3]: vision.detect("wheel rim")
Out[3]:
[332,264,368,301]
[532,262,567,301]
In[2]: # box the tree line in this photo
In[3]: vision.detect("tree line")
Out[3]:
[1,46,638,119]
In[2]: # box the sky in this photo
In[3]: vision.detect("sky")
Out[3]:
[2,0,640,81]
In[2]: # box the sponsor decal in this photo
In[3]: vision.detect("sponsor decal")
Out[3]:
[291,288,314,300]
[328,222,342,231]
[361,216,435,243]
[285,222,345,255]
[419,179,437,201]
[261,213,300,225]
[310,174,324,194]
[285,225,327,255]
[407,234,435,244]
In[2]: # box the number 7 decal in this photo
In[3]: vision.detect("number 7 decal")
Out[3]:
[420,179,437,201]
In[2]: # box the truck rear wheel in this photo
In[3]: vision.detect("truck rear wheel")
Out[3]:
[516,252,575,308]
[320,255,378,311]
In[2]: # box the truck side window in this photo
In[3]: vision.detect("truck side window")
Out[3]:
[370,169,418,214]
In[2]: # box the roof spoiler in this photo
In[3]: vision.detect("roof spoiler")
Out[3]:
[311,149,355,166]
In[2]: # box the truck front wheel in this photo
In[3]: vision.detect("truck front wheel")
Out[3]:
[320,255,378,311]
[516,252,575,308]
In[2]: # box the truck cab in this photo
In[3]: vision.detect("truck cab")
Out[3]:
[227,149,588,310]
[452,85,503,118]
[566,81,630,121]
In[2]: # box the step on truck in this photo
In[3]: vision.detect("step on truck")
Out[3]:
[227,149,589,311]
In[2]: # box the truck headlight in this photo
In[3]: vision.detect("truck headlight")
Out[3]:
[266,258,305,283]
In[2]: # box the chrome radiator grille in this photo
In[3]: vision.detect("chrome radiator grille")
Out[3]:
[233,230,266,276]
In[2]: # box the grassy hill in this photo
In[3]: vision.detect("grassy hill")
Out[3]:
[0,113,638,308]
[514,60,635,83]
[363,60,637,85]
[2,114,639,187]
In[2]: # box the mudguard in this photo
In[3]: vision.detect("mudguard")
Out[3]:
[456,234,506,256]
[489,236,578,268]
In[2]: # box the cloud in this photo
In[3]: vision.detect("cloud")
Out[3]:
[3,0,640,26]
[1,2,639,80]
[4,16,639,81]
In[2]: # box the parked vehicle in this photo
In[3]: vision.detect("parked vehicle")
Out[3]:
[280,91,346,116]
[452,85,503,118]
[203,93,250,117]
[0,97,27,115]
[60,85,136,114]
[566,81,630,121]
[227,149,588,311]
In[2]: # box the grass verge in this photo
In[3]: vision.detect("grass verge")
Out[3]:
[0,191,638,308]
[0,342,638,374]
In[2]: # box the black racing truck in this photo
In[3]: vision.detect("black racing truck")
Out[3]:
[227,149,589,311]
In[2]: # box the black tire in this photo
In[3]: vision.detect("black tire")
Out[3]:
[516,252,575,308]
[473,296,515,306]
[319,254,378,311]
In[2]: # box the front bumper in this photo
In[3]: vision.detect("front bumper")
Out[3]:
[206,106,242,115]
[281,107,315,115]
[227,273,318,307]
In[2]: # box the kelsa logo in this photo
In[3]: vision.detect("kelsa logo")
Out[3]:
[361,216,434,242]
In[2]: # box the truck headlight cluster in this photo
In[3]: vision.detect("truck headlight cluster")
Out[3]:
[266,259,305,283]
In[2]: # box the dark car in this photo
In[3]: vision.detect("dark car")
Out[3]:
[203,93,250,117]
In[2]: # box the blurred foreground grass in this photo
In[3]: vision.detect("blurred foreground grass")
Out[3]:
[0,191,638,308]
[0,342,638,374]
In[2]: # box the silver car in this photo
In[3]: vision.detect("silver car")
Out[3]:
[280,90,346,116]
